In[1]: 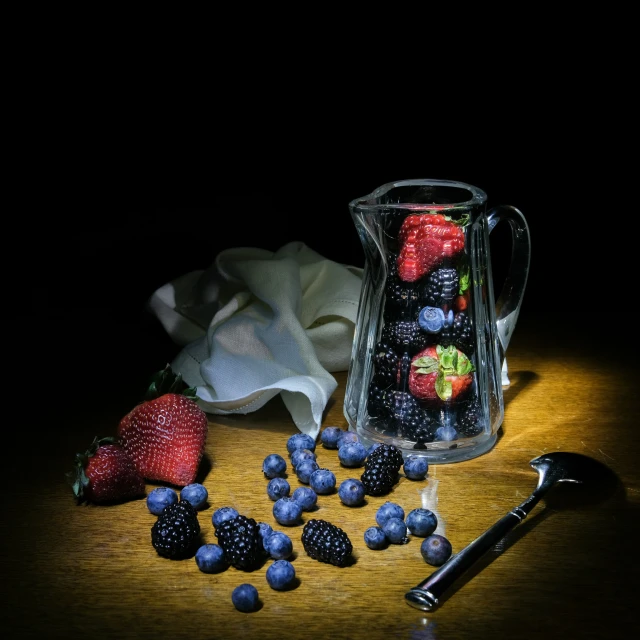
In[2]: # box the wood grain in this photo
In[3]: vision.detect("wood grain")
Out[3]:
[3,320,637,640]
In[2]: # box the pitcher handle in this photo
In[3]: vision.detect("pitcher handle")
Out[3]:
[487,205,531,386]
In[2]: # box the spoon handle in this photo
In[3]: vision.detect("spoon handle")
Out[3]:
[405,504,532,611]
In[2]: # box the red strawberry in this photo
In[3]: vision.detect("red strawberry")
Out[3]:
[408,345,474,407]
[67,436,145,504]
[118,365,208,487]
[453,260,471,312]
[397,213,467,282]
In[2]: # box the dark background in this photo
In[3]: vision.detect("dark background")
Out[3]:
[22,153,609,424]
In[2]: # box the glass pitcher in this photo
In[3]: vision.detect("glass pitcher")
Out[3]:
[344,179,531,463]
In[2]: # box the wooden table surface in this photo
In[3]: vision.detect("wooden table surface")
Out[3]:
[4,313,638,640]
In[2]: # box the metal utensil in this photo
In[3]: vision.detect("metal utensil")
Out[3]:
[405,452,600,611]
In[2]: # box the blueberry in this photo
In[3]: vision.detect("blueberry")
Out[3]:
[266,559,296,591]
[262,453,287,478]
[146,487,178,516]
[444,309,454,328]
[286,433,316,455]
[212,506,239,528]
[265,531,293,560]
[231,583,260,612]
[292,486,318,511]
[364,526,388,550]
[180,483,208,510]
[290,448,316,470]
[418,306,445,333]
[267,477,291,501]
[382,516,409,544]
[421,534,453,566]
[309,468,336,495]
[295,460,320,484]
[337,431,360,449]
[406,508,438,537]
[320,426,344,449]
[273,497,303,526]
[403,455,429,480]
[338,478,366,506]
[435,425,458,442]
[375,501,405,527]
[195,543,228,573]
[258,522,273,551]
[338,442,368,468]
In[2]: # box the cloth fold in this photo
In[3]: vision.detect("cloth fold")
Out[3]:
[147,241,363,440]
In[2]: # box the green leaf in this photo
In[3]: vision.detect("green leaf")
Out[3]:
[458,262,471,294]
[412,356,439,373]
[435,371,452,401]
[455,351,475,375]
[437,345,458,371]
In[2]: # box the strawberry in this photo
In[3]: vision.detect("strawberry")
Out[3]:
[408,345,475,407]
[397,213,467,282]
[118,365,208,487]
[67,436,145,504]
[453,260,471,312]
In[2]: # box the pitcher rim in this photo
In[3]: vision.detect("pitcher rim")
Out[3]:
[349,178,487,211]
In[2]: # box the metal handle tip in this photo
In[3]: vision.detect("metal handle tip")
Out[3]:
[405,589,438,612]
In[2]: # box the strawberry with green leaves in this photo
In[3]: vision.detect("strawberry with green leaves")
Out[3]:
[397,213,467,282]
[118,365,208,487]
[67,436,146,505]
[409,345,475,407]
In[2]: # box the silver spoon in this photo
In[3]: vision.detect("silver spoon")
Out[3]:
[405,451,604,612]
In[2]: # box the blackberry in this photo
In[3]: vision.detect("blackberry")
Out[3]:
[367,381,392,419]
[366,443,405,474]
[215,514,264,571]
[372,342,399,386]
[396,352,411,388]
[438,311,474,355]
[457,397,484,437]
[301,519,353,567]
[151,499,201,559]
[381,320,428,355]
[421,267,459,307]
[361,444,404,496]
[384,253,421,320]
[383,390,431,439]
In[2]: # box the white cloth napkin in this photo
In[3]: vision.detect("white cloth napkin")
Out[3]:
[147,241,363,440]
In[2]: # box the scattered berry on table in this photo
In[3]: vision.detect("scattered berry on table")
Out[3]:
[180,483,208,510]
[262,453,287,479]
[214,514,264,571]
[406,508,438,537]
[364,526,388,550]
[267,477,291,501]
[117,365,208,487]
[309,468,337,495]
[291,448,317,470]
[295,460,320,484]
[301,519,353,567]
[338,442,368,468]
[273,497,303,526]
[146,486,178,515]
[403,455,429,480]
[258,522,273,550]
[434,425,458,442]
[151,499,201,559]
[67,436,146,505]
[292,486,318,511]
[375,501,405,527]
[265,531,293,560]
[286,433,316,455]
[266,559,296,591]
[337,431,360,449]
[338,478,366,507]
[421,534,453,566]
[320,426,344,449]
[195,543,228,573]
[367,442,383,456]
[361,444,404,496]
[382,517,409,544]
[212,506,239,528]
[231,583,260,613]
